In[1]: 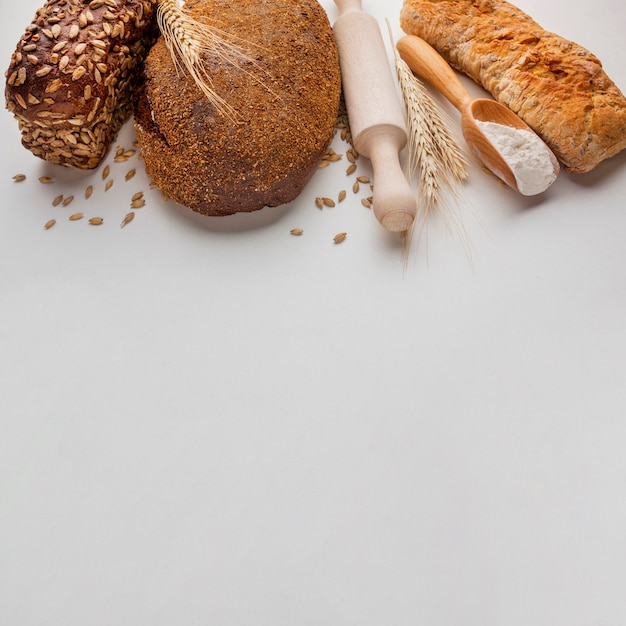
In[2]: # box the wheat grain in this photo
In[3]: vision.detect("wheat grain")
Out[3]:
[120,211,134,228]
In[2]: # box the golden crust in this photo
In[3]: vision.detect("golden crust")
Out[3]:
[134,0,341,216]
[400,0,626,173]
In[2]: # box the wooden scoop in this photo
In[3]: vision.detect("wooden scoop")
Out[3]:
[333,0,417,232]
[396,35,559,194]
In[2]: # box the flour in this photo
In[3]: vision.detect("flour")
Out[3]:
[475,120,557,195]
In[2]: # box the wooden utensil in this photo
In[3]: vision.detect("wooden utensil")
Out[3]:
[396,35,559,194]
[333,0,417,232]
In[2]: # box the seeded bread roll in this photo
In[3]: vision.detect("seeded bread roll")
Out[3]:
[134,0,341,216]
[400,0,626,173]
[5,0,159,169]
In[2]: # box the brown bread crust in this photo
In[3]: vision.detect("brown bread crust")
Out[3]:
[5,0,159,169]
[134,0,341,216]
[400,0,626,173]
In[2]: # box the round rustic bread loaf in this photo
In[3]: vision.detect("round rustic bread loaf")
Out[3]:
[134,0,341,216]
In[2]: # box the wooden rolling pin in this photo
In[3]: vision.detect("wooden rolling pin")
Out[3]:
[333,0,417,232]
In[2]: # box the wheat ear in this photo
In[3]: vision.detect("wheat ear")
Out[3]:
[156,0,254,117]
[386,21,471,261]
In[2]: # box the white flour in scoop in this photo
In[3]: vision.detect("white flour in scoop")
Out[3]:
[475,120,557,195]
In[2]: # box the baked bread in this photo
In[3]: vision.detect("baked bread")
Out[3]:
[400,0,626,173]
[5,0,159,169]
[134,0,341,216]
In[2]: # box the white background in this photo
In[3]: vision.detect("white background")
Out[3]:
[2,0,626,624]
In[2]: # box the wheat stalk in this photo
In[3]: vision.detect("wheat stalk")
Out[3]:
[156,0,256,117]
[386,21,471,262]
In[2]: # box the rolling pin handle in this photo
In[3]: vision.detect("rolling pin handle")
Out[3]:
[359,126,417,232]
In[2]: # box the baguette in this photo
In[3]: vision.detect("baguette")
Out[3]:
[5,0,159,169]
[400,0,626,173]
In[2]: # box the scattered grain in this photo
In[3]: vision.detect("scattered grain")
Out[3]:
[39,176,54,184]
[13,174,26,182]
[44,218,56,230]
[346,163,357,176]
[62,195,74,207]
[346,148,358,163]
[52,194,64,206]
[120,211,134,228]
[290,228,303,236]
[69,212,84,221]
[102,164,110,179]
[315,197,324,209]
[322,197,335,208]
[130,198,145,208]
[356,176,370,184]
[105,179,114,191]
[338,190,347,203]
[322,149,342,163]
[333,232,347,244]
[125,168,136,181]
[88,217,104,225]
[85,185,93,199]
